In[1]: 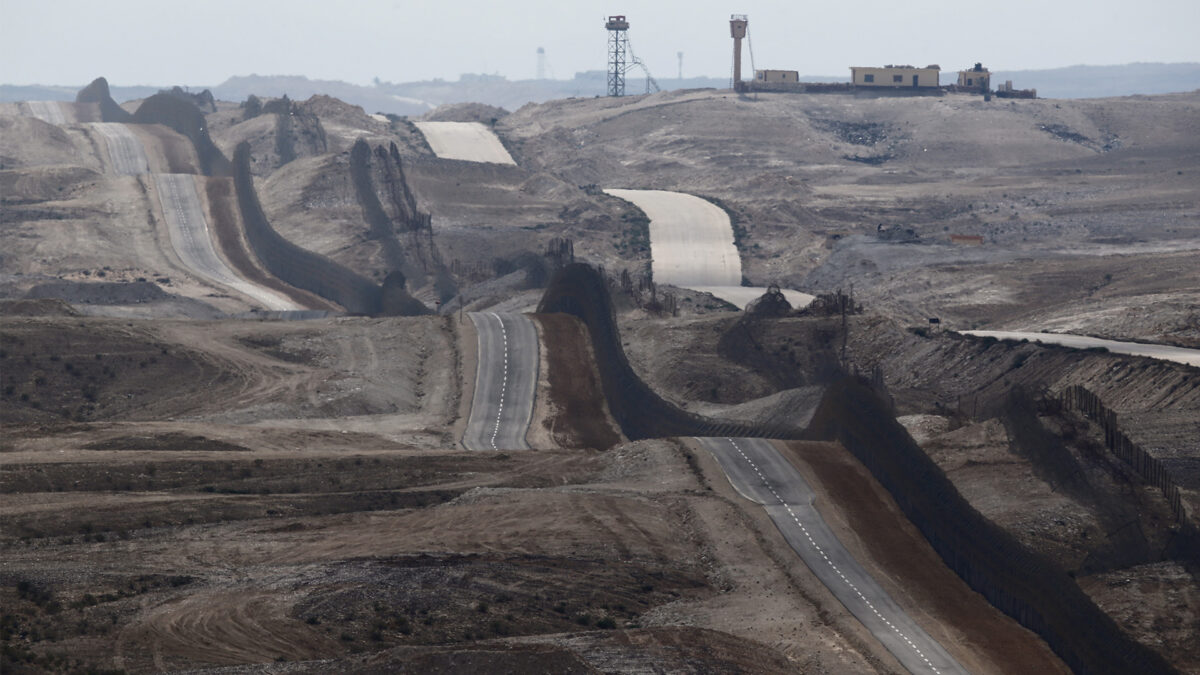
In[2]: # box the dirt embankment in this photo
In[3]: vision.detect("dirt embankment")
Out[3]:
[779,440,1070,675]
[203,177,335,312]
[845,319,1200,473]
[533,313,623,450]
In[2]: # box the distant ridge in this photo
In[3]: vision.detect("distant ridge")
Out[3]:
[990,63,1200,99]
[3,63,1196,113]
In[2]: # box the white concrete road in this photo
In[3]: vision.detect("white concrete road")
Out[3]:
[463,312,539,450]
[687,286,816,310]
[961,330,1200,367]
[603,189,814,310]
[92,123,150,175]
[698,437,967,675]
[605,188,741,288]
[23,101,68,124]
[154,174,300,312]
[414,121,517,165]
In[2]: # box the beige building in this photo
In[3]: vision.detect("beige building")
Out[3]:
[958,63,990,89]
[851,65,940,88]
[754,69,800,84]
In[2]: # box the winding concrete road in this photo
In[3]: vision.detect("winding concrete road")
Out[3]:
[686,285,816,310]
[603,189,815,310]
[960,330,1200,367]
[24,101,68,124]
[92,123,150,175]
[154,174,299,311]
[698,437,967,675]
[463,312,539,450]
[414,121,517,165]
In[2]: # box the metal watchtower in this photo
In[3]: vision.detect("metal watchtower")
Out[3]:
[605,15,629,97]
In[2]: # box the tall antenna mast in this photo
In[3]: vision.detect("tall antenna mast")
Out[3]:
[677,51,684,80]
[605,15,629,97]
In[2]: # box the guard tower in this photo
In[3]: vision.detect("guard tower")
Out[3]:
[606,15,629,97]
[730,14,748,90]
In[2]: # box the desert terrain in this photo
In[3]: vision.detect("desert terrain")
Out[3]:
[2,79,1198,674]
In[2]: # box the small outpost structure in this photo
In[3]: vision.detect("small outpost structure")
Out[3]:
[606,15,630,97]
[958,62,990,90]
[755,69,800,84]
[851,65,941,88]
[730,14,748,89]
[719,14,1029,98]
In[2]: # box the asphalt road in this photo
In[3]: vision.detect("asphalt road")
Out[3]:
[154,174,299,311]
[603,189,813,310]
[92,123,150,175]
[698,437,967,675]
[463,312,539,451]
[961,330,1200,367]
[24,100,67,124]
[414,121,517,165]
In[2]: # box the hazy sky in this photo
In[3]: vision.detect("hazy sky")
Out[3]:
[2,0,1197,86]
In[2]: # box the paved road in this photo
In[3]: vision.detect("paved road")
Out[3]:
[698,437,967,675]
[154,174,300,311]
[961,330,1200,367]
[463,312,539,450]
[605,188,741,287]
[603,189,813,310]
[414,121,517,165]
[24,101,68,124]
[92,123,150,175]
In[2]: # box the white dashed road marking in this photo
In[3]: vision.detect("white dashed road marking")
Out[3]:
[699,437,966,675]
[463,312,538,451]
[489,312,509,450]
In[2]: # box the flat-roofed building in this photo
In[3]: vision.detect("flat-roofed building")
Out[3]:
[958,63,990,89]
[851,65,940,88]
[754,69,800,84]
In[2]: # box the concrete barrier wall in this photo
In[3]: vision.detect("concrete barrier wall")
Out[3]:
[132,94,231,177]
[537,263,1174,674]
[804,379,1176,675]
[537,263,801,440]
[75,77,133,123]
[233,142,381,315]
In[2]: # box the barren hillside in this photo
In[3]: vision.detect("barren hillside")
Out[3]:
[3,84,1198,674]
